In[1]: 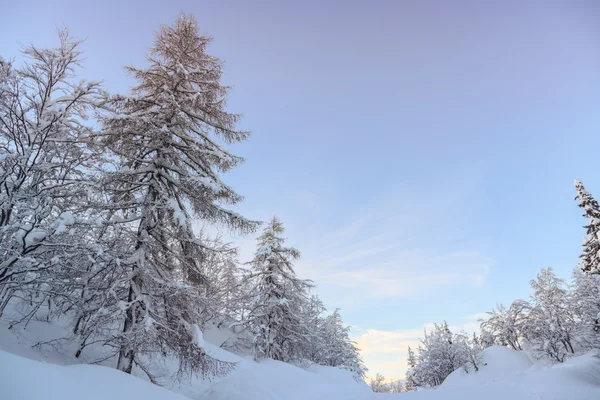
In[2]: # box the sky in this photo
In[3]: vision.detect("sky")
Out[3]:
[3,0,600,380]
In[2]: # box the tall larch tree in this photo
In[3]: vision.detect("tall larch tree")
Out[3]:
[100,15,258,376]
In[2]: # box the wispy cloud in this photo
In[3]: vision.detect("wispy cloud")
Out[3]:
[285,161,493,304]
[315,250,490,299]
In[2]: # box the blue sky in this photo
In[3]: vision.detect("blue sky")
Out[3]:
[4,0,600,379]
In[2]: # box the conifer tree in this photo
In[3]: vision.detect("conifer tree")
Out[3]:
[319,308,366,379]
[99,15,258,375]
[245,217,312,362]
[575,179,600,275]
[404,346,418,391]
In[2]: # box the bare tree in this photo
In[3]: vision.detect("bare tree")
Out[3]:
[0,30,103,319]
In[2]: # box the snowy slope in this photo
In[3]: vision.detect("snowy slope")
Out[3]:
[0,314,369,400]
[1,316,599,400]
[426,346,600,400]
[0,349,189,400]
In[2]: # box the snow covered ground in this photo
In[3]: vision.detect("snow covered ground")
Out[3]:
[1,315,599,400]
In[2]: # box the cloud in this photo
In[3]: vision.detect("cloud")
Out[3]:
[284,161,494,303]
[355,315,483,380]
[298,246,491,301]
[354,327,423,381]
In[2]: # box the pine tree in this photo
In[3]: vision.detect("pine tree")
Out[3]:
[575,179,600,275]
[319,308,366,379]
[245,217,312,362]
[99,15,258,375]
[404,346,418,391]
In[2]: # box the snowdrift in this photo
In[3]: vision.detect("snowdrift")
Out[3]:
[0,316,369,400]
[442,345,534,386]
[434,345,600,400]
[1,316,599,400]
[202,358,371,400]
[0,349,188,400]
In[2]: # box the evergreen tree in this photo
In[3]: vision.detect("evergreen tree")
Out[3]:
[319,308,367,379]
[575,179,600,275]
[245,217,312,362]
[99,15,258,375]
[404,346,418,391]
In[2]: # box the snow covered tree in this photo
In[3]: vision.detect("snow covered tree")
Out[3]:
[480,300,529,350]
[405,322,481,389]
[299,294,327,362]
[404,346,418,391]
[461,332,484,373]
[318,308,366,379]
[525,268,576,362]
[570,268,600,350]
[245,217,312,362]
[369,373,389,392]
[98,15,258,376]
[199,236,245,322]
[388,379,404,393]
[575,179,600,275]
[0,30,105,319]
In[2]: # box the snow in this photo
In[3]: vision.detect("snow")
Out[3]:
[0,349,188,400]
[54,211,75,234]
[1,315,599,400]
[192,323,205,348]
[434,346,600,400]
[200,358,371,400]
[442,346,533,386]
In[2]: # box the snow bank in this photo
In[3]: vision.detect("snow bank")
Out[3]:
[436,346,600,400]
[1,314,599,400]
[0,315,367,400]
[442,345,534,386]
[0,349,188,400]
[200,358,370,400]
